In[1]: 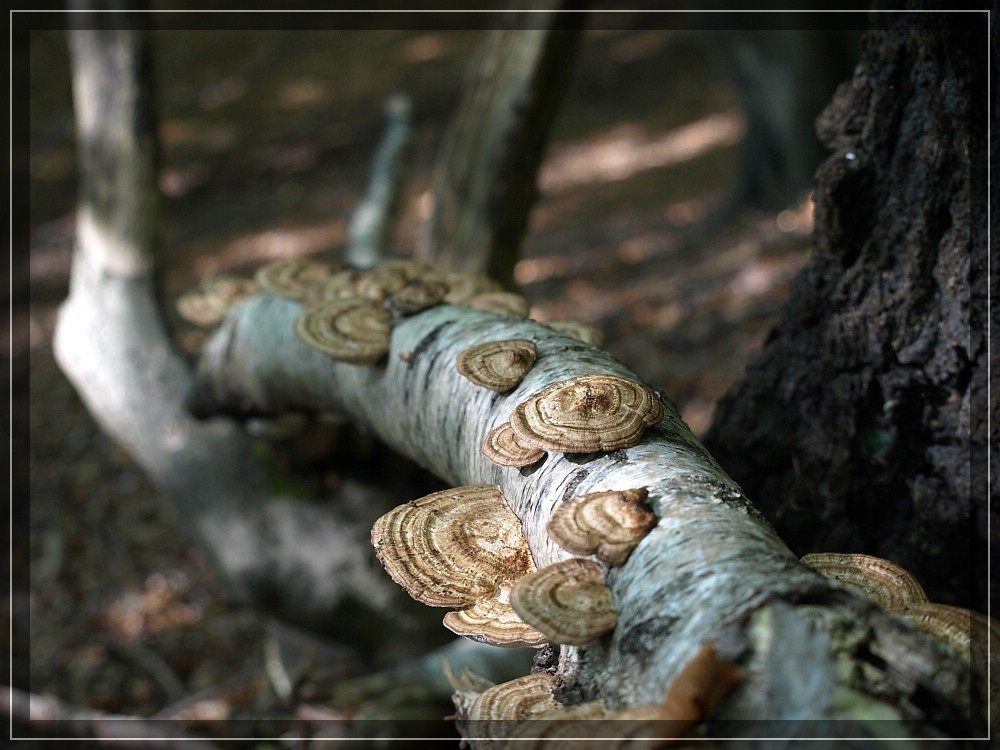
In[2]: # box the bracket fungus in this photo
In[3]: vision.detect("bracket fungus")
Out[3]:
[801,552,929,610]
[387,279,449,315]
[509,374,664,453]
[175,275,259,328]
[456,339,538,393]
[543,319,606,348]
[436,270,504,304]
[255,259,335,299]
[894,603,995,663]
[370,485,536,607]
[481,422,547,468]
[294,298,392,364]
[460,290,531,318]
[442,596,548,648]
[466,673,560,730]
[509,557,617,645]
[546,488,656,565]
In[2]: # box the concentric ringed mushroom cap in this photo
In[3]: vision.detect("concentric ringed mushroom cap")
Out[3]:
[434,270,504,304]
[460,290,531,317]
[466,673,559,723]
[370,485,536,607]
[510,557,616,645]
[544,319,606,347]
[294,299,392,364]
[546,488,656,565]
[894,603,996,664]
[387,279,449,315]
[481,423,546,468]
[175,275,259,327]
[457,339,538,393]
[442,596,549,648]
[510,374,664,453]
[255,259,335,299]
[801,552,929,610]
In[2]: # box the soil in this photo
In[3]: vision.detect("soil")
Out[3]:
[19,24,823,739]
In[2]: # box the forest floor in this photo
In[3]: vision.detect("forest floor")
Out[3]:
[19,23,822,741]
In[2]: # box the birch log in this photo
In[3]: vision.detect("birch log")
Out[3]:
[189,293,982,743]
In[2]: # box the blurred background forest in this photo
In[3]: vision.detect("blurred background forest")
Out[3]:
[19,18,855,734]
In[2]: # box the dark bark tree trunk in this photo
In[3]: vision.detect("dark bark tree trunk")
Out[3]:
[704,11,989,613]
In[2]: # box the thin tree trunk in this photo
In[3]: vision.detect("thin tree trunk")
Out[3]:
[54,19,443,647]
[416,5,582,287]
[188,294,980,743]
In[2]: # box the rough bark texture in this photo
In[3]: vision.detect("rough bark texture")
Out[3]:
[704,12,988,613]
[189,295,980,742]
[416,7,582,287]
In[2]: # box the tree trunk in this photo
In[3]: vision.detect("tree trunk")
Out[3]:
[188,294,981,743]
[55,19,447,650]
[415,5,582,287]
[704,11,989,615]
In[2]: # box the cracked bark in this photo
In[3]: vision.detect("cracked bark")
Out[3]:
[704,9,988,615]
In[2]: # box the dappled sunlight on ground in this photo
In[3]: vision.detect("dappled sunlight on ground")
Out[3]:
[189,220,347,279]
[538,112,744,194]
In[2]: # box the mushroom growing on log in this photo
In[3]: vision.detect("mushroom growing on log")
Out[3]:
[255,259,336,299]
[457,339,538,393]
[509,557,617,646]
[186,287,983,741]
[481,422,547,468]
[371,484,545,648]
[175,275,260,328]
[546,488,656,565]
[294,298,393,364]
[509,374,664,453]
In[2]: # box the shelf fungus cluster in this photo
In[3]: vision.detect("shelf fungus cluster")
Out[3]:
[370,483,638,649]
[370,485,547,648]
[252,257,534,365]
[175,274,261,328]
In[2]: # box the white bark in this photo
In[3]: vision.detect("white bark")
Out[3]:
[55,25,440,643]
[190,294,978,742]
